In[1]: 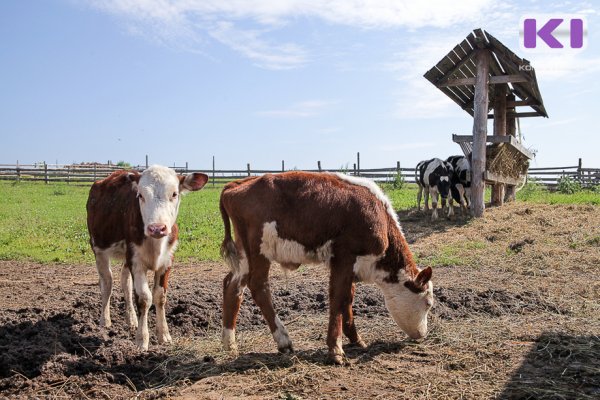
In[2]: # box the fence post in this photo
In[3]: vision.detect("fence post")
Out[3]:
[247,163,251,177]
[145,155,149,169]
[67,166,70,185]
[318,161,322,172]
[186,162,189,172]
[357,152,360,176]
[578,158,582,183]
[94,164,97,181]
[282,160,284,172]
[44,162,48,184]
[212,156,215,188]
[353,163,357,176]
[16,160,20,183]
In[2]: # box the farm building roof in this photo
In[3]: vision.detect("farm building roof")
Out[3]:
[424,28,548,119]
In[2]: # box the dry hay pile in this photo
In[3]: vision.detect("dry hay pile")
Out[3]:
[486,142,530,180]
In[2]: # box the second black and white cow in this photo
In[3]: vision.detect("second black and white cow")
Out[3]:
[446,155,472,217]
[416,158,454,220]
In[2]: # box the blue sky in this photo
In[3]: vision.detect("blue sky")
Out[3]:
[1,0,599,170]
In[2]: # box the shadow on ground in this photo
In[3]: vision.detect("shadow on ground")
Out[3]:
[397,207,471,244]
[500,332,600,399]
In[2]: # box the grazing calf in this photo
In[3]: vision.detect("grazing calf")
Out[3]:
[416,158,454,220]
[86,165,208,350]
[219,172,433,365]
[446,155,472,217]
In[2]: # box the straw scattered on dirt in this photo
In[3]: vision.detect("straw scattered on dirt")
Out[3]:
[0,203,599,399]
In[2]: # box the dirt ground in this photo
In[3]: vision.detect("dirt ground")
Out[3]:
[0,203,599,399]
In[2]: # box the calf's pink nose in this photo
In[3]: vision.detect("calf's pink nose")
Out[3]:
[147,223,168,238]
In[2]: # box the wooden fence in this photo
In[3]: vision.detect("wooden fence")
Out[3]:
[0,161,598,189]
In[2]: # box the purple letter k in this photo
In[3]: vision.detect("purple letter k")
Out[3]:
[524,18,564,48]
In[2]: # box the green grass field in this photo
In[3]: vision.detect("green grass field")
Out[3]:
[0,180,597,264]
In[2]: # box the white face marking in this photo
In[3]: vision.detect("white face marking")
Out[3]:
[379,271,434,340]
[260,221,333,265]
[439,176,449,182]
[333,173,404,236]
[137,165,182,237]
[272,316,292,349]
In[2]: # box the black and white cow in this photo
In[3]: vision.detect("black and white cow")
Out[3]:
[416,158,454,220]
[446,155,472,217]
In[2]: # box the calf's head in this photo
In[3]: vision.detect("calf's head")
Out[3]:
[437,163,454,200]
[381,267,433,340]
[131,165,208,238]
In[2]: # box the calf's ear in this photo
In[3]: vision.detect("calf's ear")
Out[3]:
[179,173,209,192]
[415,266,432,286]
[126,171,141,191]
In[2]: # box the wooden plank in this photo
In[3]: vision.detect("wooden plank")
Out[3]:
[507,100,540,107]
[484,171,522,185]
[487,112,542,118]
[439,75,529,87]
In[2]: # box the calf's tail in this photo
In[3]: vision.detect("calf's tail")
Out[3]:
[219,194,240,272]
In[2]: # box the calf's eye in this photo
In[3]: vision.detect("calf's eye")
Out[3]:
[172,192,178,198]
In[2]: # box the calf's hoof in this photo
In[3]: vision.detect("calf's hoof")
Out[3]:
[327,352,349,366]
[157,332,172,345]
[136,340,149,351]
[278,344,294,354]
[99,318,112,328]
[350,339,367,349]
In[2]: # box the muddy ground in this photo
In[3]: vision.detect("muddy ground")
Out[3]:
[0,203,599,399]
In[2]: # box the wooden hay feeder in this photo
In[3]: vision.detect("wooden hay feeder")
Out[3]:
[424,28,547,217]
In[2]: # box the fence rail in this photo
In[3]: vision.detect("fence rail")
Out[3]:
[0,161,598,189]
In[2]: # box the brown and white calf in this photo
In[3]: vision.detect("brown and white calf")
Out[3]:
[219,171,433,364]
[86,165,208,350]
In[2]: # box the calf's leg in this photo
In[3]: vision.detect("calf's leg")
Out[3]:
[248,255,293,353]
[133,263,152,350]
[222,271,247,352]
[121,265,137,330]
[342,282,366,348]
[153,266,172,344]
[95,251,113,327]
[416,184,423,211]
[430,187,439,220]
[327,256,356,365]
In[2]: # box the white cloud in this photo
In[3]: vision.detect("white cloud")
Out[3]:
[256,100,338,118]
[208,21,307,70]
[87,0,496,69]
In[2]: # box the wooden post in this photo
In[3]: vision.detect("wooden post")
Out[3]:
[353,163,357,176]
[44,162,48,184]
[67,166,70,185]
[504,94,517,202]
[247,163,251,177]
[357,152,360,176]
[16,160,20,183]
[491,84,508,206]
[186,162,189,172]
[578,158,582,183]
[212,156,215,187]
[145,155,149,169]
[93,164,97,181]
[282,160,285,172]
[318,161,322,172]
[471,49,490,217]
